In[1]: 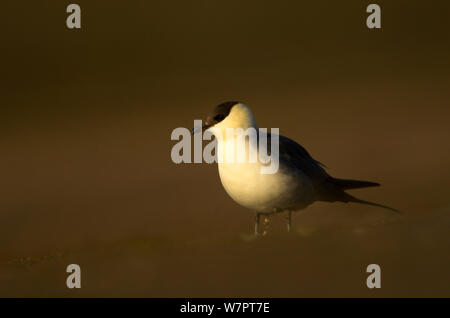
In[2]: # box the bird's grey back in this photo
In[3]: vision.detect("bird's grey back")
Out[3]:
[266,133,329,183]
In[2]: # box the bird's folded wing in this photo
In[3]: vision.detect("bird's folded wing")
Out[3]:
[267,133,330,186]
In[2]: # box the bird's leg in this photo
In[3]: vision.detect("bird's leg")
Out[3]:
[261,215,270,236]
[287,211,292,233]
[254,213,260,236]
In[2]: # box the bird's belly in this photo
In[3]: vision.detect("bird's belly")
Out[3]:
[218,162,314,213]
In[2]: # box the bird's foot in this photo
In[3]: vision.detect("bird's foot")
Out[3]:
[262,215,270,235]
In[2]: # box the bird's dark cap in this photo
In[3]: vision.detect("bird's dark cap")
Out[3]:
[204,101,240,127]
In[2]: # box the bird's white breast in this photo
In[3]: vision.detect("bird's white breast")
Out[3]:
[217,138,315,213]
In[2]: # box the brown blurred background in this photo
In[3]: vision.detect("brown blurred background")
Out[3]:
[1,0,449,297]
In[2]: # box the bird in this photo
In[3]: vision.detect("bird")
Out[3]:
[194,101,398,235]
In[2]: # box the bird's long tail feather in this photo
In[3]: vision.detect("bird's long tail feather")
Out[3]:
[346,193,400,213]
[319,177,400,213]
[329,177,380,190]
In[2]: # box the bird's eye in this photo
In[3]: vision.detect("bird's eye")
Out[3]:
[214,114,225,121]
